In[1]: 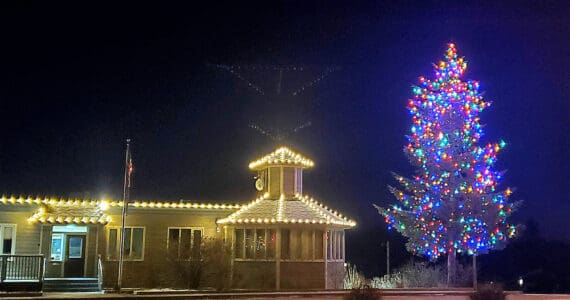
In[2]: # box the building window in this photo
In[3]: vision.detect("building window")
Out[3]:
[327,230,344,261]
[338,231,344,259]
[267,229,276,259]
[192,230,202,259]
[290,229,302,260]
[280,228,325,261]
[295,168,303,193]
[50,233,64,261]
[0,224,16,255]
[315,230,324,259]
[235,229,244,258]
[107,227,145,261]
[245,229,254,259]
[280,229,290,259]
[302,230,313,259]
[234,228,325,261]
[234,228,276,260]
[255,229,265,259]
[327,231,331,260]
[167,228,203,260]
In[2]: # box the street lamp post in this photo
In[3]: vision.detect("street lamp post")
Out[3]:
[117,139,132,292]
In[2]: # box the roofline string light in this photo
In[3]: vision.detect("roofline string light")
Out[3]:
[0,196,240,210]
[248,147,315,170]
[1,195,240,225]
[216,193,356,227]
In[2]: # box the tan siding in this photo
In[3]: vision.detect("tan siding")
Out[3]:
[101,208,229,288]
[326,261,344,289]
[0,210,41,255]
[233,261,275,289]
[85,225,99,277]
[269,167,281,198]
[282,167,295,197]
[281,261,325,290]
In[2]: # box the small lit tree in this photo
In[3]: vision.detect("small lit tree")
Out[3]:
[375,43,520,285]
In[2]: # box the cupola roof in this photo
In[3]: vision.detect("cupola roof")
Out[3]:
[248,146,314,170]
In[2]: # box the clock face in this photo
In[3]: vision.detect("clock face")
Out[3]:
[255,178,264,191]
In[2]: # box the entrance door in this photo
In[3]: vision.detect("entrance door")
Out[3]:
[64,235,85,277]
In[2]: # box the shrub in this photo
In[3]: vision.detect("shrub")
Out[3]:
[344,263,365,289]
[200,238,232,291]
[450,260,475,287]
[369,273,403,289]
[374,258,474,288]
[397,259,445,288]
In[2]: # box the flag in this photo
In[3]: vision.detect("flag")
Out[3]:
[127,157,133,188]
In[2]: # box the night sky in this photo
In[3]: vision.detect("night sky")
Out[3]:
[1,2,568,275]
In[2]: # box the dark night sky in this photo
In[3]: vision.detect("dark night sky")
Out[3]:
[0,1,568,275]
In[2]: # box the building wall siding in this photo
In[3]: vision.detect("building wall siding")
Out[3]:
[0,204,349,291]
[85,225,99,277]
[0,209,41,255]
[326,261,345,289]
[101,208,229,289]
[269,167,281,198]
[281,261,325,290]
[282,167,295,197]
[233,261,275,289]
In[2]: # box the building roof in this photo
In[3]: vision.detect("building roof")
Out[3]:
[28,206,111,224]
[1,194,355,227]
[248,147,315,170]
[216,193,356,227]
[1,196,240,225]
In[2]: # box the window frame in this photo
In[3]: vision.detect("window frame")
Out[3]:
[0,224,16,255]
[234,227,277,261]
[234,227,325,262]
[106,226,146,261]
[166,227,204,261]
[280,228,326,262]
[327,229,345,262]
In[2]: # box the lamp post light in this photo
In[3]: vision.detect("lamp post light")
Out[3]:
[518,276,524,290]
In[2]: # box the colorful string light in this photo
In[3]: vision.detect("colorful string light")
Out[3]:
[381,44,519,260]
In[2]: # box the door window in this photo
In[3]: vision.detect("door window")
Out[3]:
[68,236,83,258]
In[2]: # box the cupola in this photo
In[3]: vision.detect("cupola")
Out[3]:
[248,147,314,199]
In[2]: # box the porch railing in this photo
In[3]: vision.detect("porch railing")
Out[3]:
[0,254,44,292]
[97,254,103,291]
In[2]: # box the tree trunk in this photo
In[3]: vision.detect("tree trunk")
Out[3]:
[447,249,457,287]
[472,254,477,290]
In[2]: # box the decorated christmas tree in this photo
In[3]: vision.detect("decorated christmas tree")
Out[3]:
[375,43,520,284]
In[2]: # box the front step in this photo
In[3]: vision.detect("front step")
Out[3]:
[43,278,100,292]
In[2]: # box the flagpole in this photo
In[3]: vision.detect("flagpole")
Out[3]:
[117,138,131,292]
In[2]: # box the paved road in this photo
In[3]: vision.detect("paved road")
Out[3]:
[4,291,570,300]
[251,297,468,300]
